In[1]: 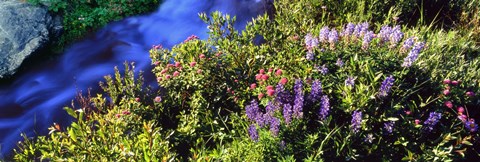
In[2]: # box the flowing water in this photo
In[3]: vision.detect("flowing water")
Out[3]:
[0,0,271,156]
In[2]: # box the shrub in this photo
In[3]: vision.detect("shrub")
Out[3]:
[14,0,480,161]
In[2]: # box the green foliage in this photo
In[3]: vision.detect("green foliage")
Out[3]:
[14,0,480,161]
[26,0,160,51]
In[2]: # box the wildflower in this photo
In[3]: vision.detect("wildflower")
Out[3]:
[336,58,344,67]
[415,119,420,125]
[400,37,415,52]
[317,64,328,75]
[405,110,411,115]
[423,112,441,132]
[175,62,182,68]
[309,80,322,102]
[342,23,355,38]
[465,119,478,132]
[275,69,283,76]
[459,114,467,123]
[261,74,270,80]
[154,96,162,103]
[246,100,260,121]
[451,80,459,86]
[383,121,395,135]
[443,79,451,84]
[269,117,281,136]
[248,124,259,142]
[283,104,293,124]
[293,79,304,118]
[444,101,453,108]
[389,25,403,47]
[250,83,257,90]
[196,69,202,74]
[306,50,315,60]
[258,93,265,100]
[457,107,465,114]
[275,84,293,105]
[135,97,141,102]
[378,25,392,43]
[305,33,319,50]
[184,35,199,42]
[345,76,356,87]
[378,75,395,97]
[173,71,180,77]
[165,75,171,80]
[199,54,206,59]
[319,27,330,43]
[318,95,330,121]
[351,110,363,134]
[279,78,288,85]
[401,42,425,67]
[267,89,276,96]
[190,62,197,67]
[466,91,475,97]
[362,31,374,50]
[443,89,450,96]
[259,69,265,74]
[364,134,375,143]
[328,29,338,49]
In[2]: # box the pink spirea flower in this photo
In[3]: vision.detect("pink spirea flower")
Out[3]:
[175,62,181,68]
[160,69,167,74]
[466,91,475,97]
[268,68,273,72]
[258,93,265,100]
[165,75,171,79]
[157,77,162,82]
[279,78,288,85]
[443,79,451,84]
[250,83,257,90]
[445,101,453,108]
[261,74,269,80]
[451,80,459,86]
[199,54,206,59]
[154,61,160,66]
[197,69,202,74]
[443,89,450,95]
[190,62,197,67]
[122,111,131,115]
[275,69,283,76]
[154,96,162,103]
[415,119,420,125]
[173,71,180,77]
[267,89,275,96]
[255,74,262,80]
[458,107,465,114]
[259,69,265,74]
[266,85,274,90]
[135,98,141,102]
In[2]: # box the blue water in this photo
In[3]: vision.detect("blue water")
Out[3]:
[0,0,269,156]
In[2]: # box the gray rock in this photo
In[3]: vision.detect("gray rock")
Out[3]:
[0,0,62,78]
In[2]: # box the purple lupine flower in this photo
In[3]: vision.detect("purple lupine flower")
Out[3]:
[364,133,375,143]
[319,64,328,75]
[283,104,293,124]
[293,79,304,118]
[309,80,322,102]
[383,121,395,134]
[389,25,403,47]
[257,113,268,128]
[248,124,259,142]
[359,22,369,37]
[269,117,281,136]
[246,99,260,121]
[328,29,339,44]
[400,37,415,52]
[318,95,330,120]
[465,119,478,132]
[305,33,319,50]
[353,23,362,38]
[336,58,344,67]
[402,42,425,67]
[319,26,330,43]
[275,84,293,105]
[362,31,375,50]
[378,25,392,43]
[265,101,278,115]
[378,75,395,97]
[306,50,315,60]
[279,140,286,150]
[345,76,356,87]
[342,23,355,37]
[351,110,363,134]
[423,112,441,132]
